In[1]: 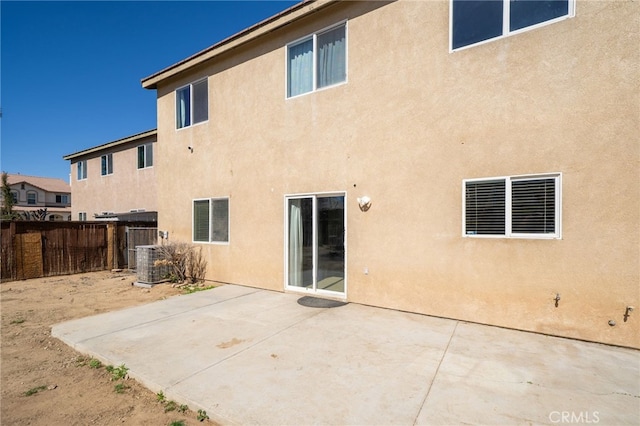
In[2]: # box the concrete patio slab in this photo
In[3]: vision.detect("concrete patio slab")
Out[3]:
[52,285,640,425]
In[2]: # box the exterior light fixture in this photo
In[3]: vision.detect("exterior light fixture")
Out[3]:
[357,196,371,212]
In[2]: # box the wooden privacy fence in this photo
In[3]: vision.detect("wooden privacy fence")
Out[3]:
[1,221,157,282]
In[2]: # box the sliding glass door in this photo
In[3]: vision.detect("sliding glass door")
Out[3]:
[287,194,345,296]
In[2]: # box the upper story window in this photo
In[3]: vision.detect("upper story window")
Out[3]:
[463,173,561,239]
[176,78,208,129]
[10,191,18,203]
[27,191,37,205]
[77,160,87,180]
[138,143,153,169]
[101,153,113,176]
[451,0,575,51]
[56,194,69,204]
[287,22,347,98]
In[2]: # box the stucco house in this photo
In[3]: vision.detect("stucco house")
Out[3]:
[4,174,71,221]
[63,129,158,222]
[141,0,639,348]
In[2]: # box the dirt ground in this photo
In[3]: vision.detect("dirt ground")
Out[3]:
[1,270,218,426]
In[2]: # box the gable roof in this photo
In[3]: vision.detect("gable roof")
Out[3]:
[141,0,337,90]
[63,129,157,160]
[7,174,70,194]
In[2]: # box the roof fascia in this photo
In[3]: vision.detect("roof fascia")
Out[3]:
[141,0,337,90]
[10,182,68,194]
[63,129,157,160]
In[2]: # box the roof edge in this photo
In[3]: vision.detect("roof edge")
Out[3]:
[63,129,157,160]
[141,0,337,90]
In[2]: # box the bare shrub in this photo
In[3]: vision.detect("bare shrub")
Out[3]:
[155,242,208,284]
[155,242,189,283]
[186,246,207,284]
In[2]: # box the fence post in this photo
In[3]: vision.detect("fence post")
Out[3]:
[107,223,117,269]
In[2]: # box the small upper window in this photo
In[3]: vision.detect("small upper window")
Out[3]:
[10,191,18,203]
[176,79,208,129]
[463,173,561,238]
[56,194,69,204]
[101,153,113,176]
[287,23,346,98]
[77,160,87,180]
[451,0,574,51]
[138,143,153,169]
[27,191,37,205]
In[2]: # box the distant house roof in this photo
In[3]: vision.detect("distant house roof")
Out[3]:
[13,205,72,214]
[141,0,337,90]
[7,174,70,194]
[63,129,157,161]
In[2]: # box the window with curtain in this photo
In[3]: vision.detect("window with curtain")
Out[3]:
[77,160,87,180]
[193,198,229,243]
[176,78,208,129]
[137,143,153,169]
[287,22,346,98]
[451,0,574,51]
[463,174,561,238]
[101,153,113,176]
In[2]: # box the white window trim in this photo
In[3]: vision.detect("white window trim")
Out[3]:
[285,21,348,99]
[137,143,153,169]
[176,77,209,131]
[192,197,230,245]
[77,160,87,181]
[101,153,113,176]
[283,191,348,297]
[462,172,562,239]
[449,0,576,52]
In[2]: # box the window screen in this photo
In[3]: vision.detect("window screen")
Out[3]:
[192,80,208,124]
[211,199,229,242]
[452,0,503,50]
[465,179,506,235]
[193,200,210,242]
[511,178,556,234]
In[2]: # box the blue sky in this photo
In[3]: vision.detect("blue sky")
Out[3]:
[1,0,297,182]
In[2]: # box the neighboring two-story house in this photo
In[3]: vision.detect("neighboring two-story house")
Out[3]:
[4,174,71,221]
[63,129,158,222]
[141,0,639,348]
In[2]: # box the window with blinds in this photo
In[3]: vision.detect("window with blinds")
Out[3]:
[464,174,561,238]
[465,179,505,235]
[511,178,556,234]
[193,198,229,243]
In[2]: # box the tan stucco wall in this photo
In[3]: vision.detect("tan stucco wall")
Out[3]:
[69,136,157,220]
[154,0,639,347]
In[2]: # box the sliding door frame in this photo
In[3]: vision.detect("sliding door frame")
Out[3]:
[284,191,347,299]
